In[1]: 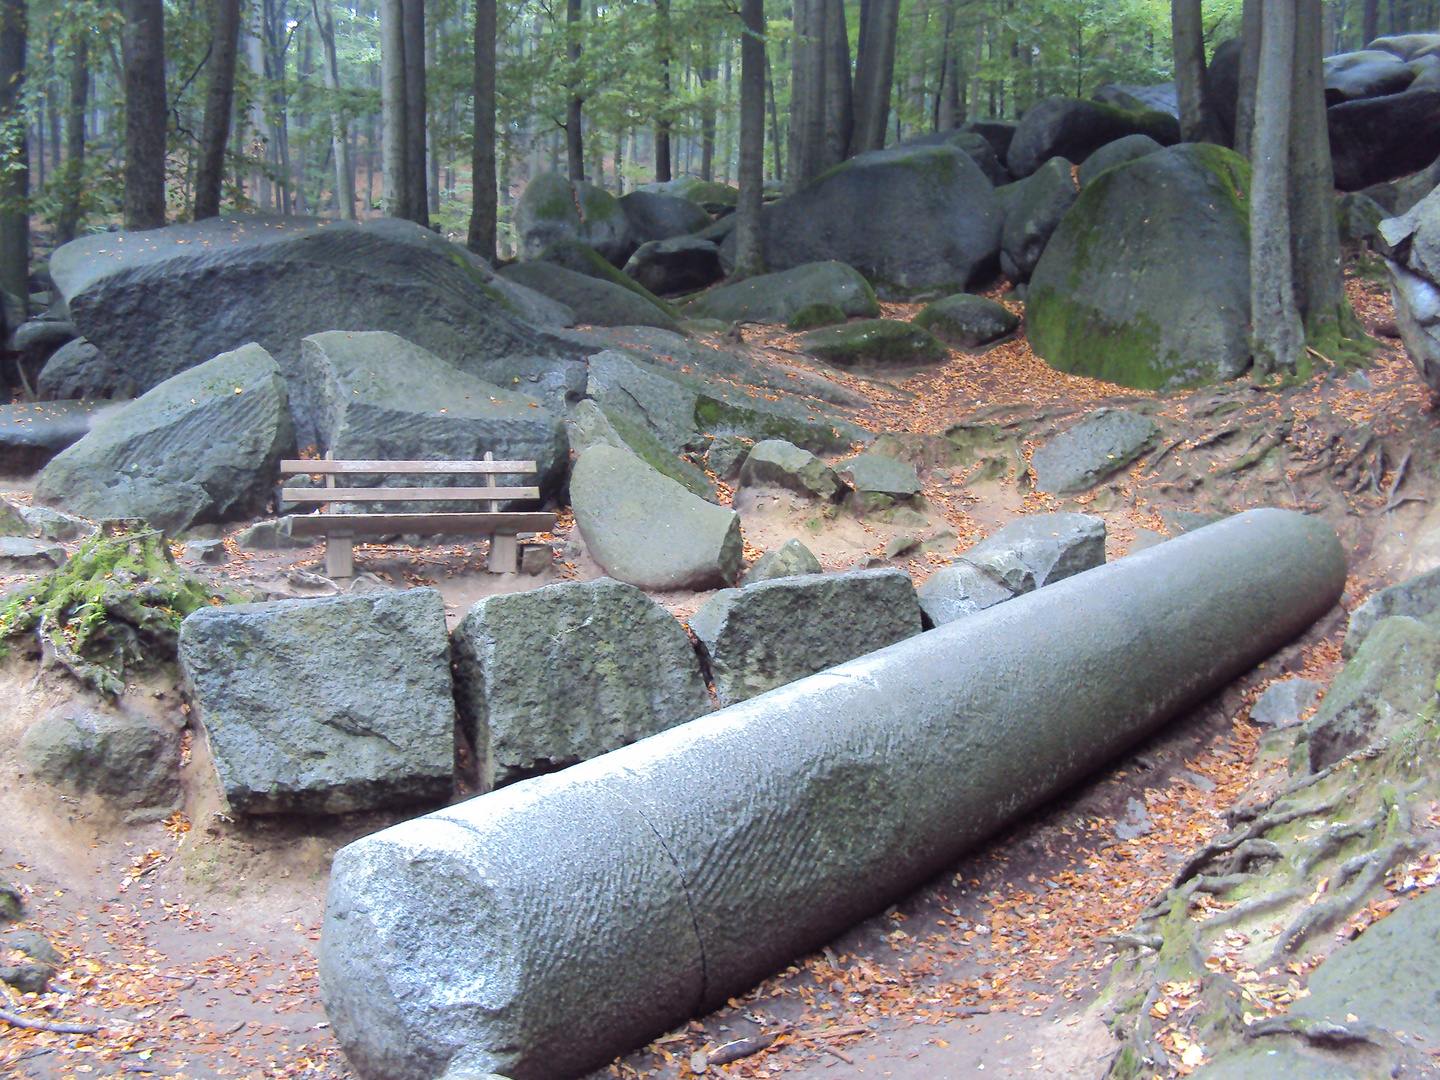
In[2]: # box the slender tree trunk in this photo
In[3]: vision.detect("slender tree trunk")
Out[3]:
[822,0,852,164]
[1363,0,1380,42]
[380,0,408,216]
[615,127,624,194]
[654,0,672,181]
[1289,0,1350,338]
[852,0,901,153]
[700,38,716,182]
[311,0,354,219]
[1249,0,1303,376]
[467,0,496,259]
[1171,0,1211,142]
[734,0,766,278]
[0,0,26,306]
[122,0,167,229]
[1235,0,1261,158]
[566,0,584,180]
[425,13,439,215]
[196,0,242,219]
[765,50,783,182]
[403,0,427,224]
[787,0,817,184]
[55,32,87,244]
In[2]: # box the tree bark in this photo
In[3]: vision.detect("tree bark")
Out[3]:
[311,0,354,219]
[765,49,783,182]
[566,0,584,181]
[122,0,167,229]
[55,31,87,244]
[700,38,716,182]
[1362,0,1379,43]
[380,0,409,216]
[654,0,672,182]
[1235,0,1261,158]
[852,0,901,153]
[821,0,852,165]
[0,0,25,305]
[403,0,428,224]
[196,0,242,219]
[467,0,497,259]
[733,0,766,278]
[1289,0,1350,338]
[1171,0,1211,142]
[1249,0,1303,376]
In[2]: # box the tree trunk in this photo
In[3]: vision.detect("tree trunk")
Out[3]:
[311,0,354,219]
[787,0,819,184]
[0,0,25,306]
[1171,0,1211,142]
[822,0,852,165]
[700,38,716,182]
[403,0,428,225]
[1289,0,1351,340]
[122,0,167,229]
[425,13,439,216]
[1249,0,1303,376]
[733,0,766,278]
[852,0,901,153]
[380,0,409,216]
[55,32,87,244]
[1363,0,1379,43]
[566,0,584,181]
[1235,0,1261,158]
[765,49,783,182]
[654,0,672,182]
[467,0,497,259]
[196,0,242,219]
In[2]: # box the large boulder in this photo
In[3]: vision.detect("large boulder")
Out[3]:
[35,344,294,533]
[617,191,713,245]
[1005,98,1179,180]
[498,260,682,332]
[799,319,948,367]
[451,578,711,788]
[1294,615,1440,773]
[731,145,1003,299]
[1030,407,1160,495]
[687,568,923,705]
[1380,188,1440,394]
[637,177,738,215]
[17,705,180,812]
[1369,33,1440,60]
[566,397,715,500]
[901,130,1011,185]
[8,319,79,388]
[623,237,725,295]
[1092,83,1178,117]
[1324,49,1418,103]
[739,439,847,502]
[0,400,115,474]
[997,156,1077,283]
[1344,566,1440,657]
[35,338,131,400]
[1075,133,1164,188]
[684,261,879,324]
[958,512,1106,594]
[1329,88,1440,191]
[570,444,743,590]
[965,120,1017,162]
[1203,38,1242,144]
[911,294,1017,348]
[177,589,455,814]
[301,330,569,503]
[1028,143,1253,390]
[514,174,635,265]
[47,216,567,442]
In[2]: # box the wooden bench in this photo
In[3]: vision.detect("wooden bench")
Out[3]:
[279,454,557,579]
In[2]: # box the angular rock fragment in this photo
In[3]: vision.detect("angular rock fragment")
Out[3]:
[1345,566,1440,657]
[739,440,848,502]
[18,705,180,810]
[959,513,1106,594]
[0,537,67,573]
[841,452,922,510]
[741,538,823,585]
[1030,408,1160,495]
[916,561,1016,628]
[1248,677,1324,729]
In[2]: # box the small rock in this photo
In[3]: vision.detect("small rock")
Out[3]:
[235,516,314,550]
[17,706,181,810]
[1,963,54,995]
[916,561,1016,627]
[800,319,948,368]
[704,435,751,481]
[0,881,22,923]
[1249,677,1324,729]
[1031,408,1160,495]
[1158,508,1227,537]
[18,505,96,542]
[185,539,228,565]
[959,513,1106,594]
[739,440,848,502]
[0,537,67,573]
[1114,796,1153,841]
[1346,370,1374,391]
[5,929,63,966]
[741,538,823,584]
[841,453,922,511]
[0,499,26,535]
[882,506,930,529]
[519,544,553,576]
[884,535,922,559]
[911,294,1019,348]
[346,573,393,594]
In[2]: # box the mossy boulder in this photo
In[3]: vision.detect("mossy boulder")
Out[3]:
[566,398,716,501]
[787,302,848,331]
[1075,133,1164,188]
[534,238,680,317]
[723,145,1002,299]
[637,177,739,215]
[912,294,1018,348]
[515,174,635,266]
[617,191,713,245]
[996,156,1077,282]
[800,319,948,368]
[1027,143,1253,390]
[1006,97,1180,179]
[498,260,682,333]
[685,261,878,325]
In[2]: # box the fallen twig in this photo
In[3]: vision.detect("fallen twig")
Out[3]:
[822,1045,855,1064]
[708,1032,777,1067]
[0,1006,101,1034]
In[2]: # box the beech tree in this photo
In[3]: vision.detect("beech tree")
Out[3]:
[195,0,243,220]
[732,0,765,277]
[468,0,497,260]
[121,0,167,229]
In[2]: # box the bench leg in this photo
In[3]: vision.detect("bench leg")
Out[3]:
[326,534,355,579]
[487,532,518,574]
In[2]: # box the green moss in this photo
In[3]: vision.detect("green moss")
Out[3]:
[539,239,681,318]
[1027,284,1175,390]
[693,394,855,455]
[0,524,250,694]
[601,405,717,500]
[800,319,949,367]
[527,174,580,221]
[787,302,847,331]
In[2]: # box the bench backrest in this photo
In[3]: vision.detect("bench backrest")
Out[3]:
[279,456,540,506]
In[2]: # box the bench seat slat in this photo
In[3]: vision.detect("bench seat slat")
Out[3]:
[280,459,538,475]
[282,486,540,502]
[287,512,557,538]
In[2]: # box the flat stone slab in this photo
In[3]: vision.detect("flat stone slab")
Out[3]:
[1030,408,1160,494]
[688,568,923,705]
[0,537,67,573]
[178,588,454,814]
[571,444,743,590]
[916,560,1015,627]
[840,453,922,498]
[959,512,1107,593]
[451,578,711,788]
[1248,677,1324,728]
[0,400,114,474]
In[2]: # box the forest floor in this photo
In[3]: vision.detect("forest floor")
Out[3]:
[4,265,1440,1080]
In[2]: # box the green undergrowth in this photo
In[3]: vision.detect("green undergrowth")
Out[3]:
[0,523,255,694]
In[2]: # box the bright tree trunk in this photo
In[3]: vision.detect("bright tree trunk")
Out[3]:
[1170,0,1211,142]
[311,0,355,219]
[380,0,409,216]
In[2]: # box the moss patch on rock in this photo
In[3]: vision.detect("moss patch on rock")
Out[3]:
[787,302,848,331]
[800,319,949,368]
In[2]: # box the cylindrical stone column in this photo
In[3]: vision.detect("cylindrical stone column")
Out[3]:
[320,508,1346,1080]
